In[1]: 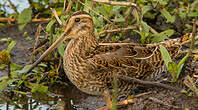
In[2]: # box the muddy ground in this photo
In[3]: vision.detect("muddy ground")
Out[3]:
[0,22,198,110]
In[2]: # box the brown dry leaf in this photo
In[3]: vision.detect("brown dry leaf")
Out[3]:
[118,98,133,105]
[193,54,198,59]
[181,34,190,42]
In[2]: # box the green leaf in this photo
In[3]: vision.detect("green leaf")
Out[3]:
[83,0,91,12]
[93,16,103,28]
[154,0,167,5]
[31,83,48,93]
[12,90,29,95]
[141,21,150,34]
[168,62,178,82]
[103,4,113,14]
[0,78,9,92]
[180,89,188,94]
[33,3,44,9]
[60,15,68,25]
[18,8,32,30]
[17,65,32,74]
[177,54,188,78]
[192,49,198,53]
[46,19,56,32]
[0,23,5,26]
[10,62,23,70]
[188,11,198,17]
[7,41,16,53]
[0,38,12,42]
[142,5,152,16]
[178,8,186,19]
[159,45,172,67]
[152,29,174,43]
[18,24,27,31]
[0,64,6,70]
[160,8,175,23]
[133,8,141,23]
[138,21,150,43]
[112,17,125,22]
[0,76,16,92]
[58,43,65,58]
[38,63,48,67]
[16,80,24,88]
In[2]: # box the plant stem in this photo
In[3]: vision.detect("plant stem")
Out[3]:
[8,62,11,78]
[189,19,196,56]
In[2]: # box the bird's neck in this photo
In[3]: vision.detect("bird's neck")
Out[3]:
[65,33,98,58]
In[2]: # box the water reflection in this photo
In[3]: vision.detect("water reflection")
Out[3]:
[0,0,30,14]
[0,84,105,110]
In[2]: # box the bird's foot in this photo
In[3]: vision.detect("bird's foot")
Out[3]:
[96,90,133,110]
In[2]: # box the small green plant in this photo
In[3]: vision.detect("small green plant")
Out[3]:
[0,38,18,92]
[0,39,16,73]
[0,50,11,65]
[160,45,188,82]
[17,8,32,30]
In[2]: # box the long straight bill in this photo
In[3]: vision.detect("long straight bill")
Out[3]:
[26,32,66,74]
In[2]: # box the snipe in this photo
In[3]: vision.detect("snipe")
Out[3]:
[27,11,181,96]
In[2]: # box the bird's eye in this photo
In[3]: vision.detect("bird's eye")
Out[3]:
[75,18,80,22]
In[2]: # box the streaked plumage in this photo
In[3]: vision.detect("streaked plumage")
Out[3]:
[61,11,181,96]
[26,11,182,97]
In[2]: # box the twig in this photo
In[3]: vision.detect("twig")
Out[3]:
[92,0,137,7]
[99,42,136,46]
[50,8,63,26]
[0,16,15,23]
[184,75,198,97]
[96,26,137,37]
[180,19,197,66]
[93,0,157,35]
[32,18,51,22]
[8,62,11,78]
[134,91,152,98]
[189,19,196,55]
[0,17,50,23]
[65,0,73,14]
[77,0,116,27]
[90,0,94,9]
[148,97,181,109]
[148,25,158,34]
[181,35,198,45]
[185,3,190,23]
[34,39,49,50]
[63,0,67,11]
[118,75,182,92]
[55,58,62,75]
[33,24,42,52]
[179,49,198,54]
[32,44,46,55]
[31,24,42,63]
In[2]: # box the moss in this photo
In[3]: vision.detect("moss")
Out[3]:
[0,50,11,65]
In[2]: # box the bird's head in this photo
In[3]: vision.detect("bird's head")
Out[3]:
[64,11,94,39]
[25,11,94,73]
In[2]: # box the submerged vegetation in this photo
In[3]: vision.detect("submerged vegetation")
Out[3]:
[0,0,198,109]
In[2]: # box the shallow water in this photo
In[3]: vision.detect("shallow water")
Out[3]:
[0,84,105,110]
[0,0,30,14]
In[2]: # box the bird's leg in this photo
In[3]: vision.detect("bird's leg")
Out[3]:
[104,89,112,110]
[97,90,134,110]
